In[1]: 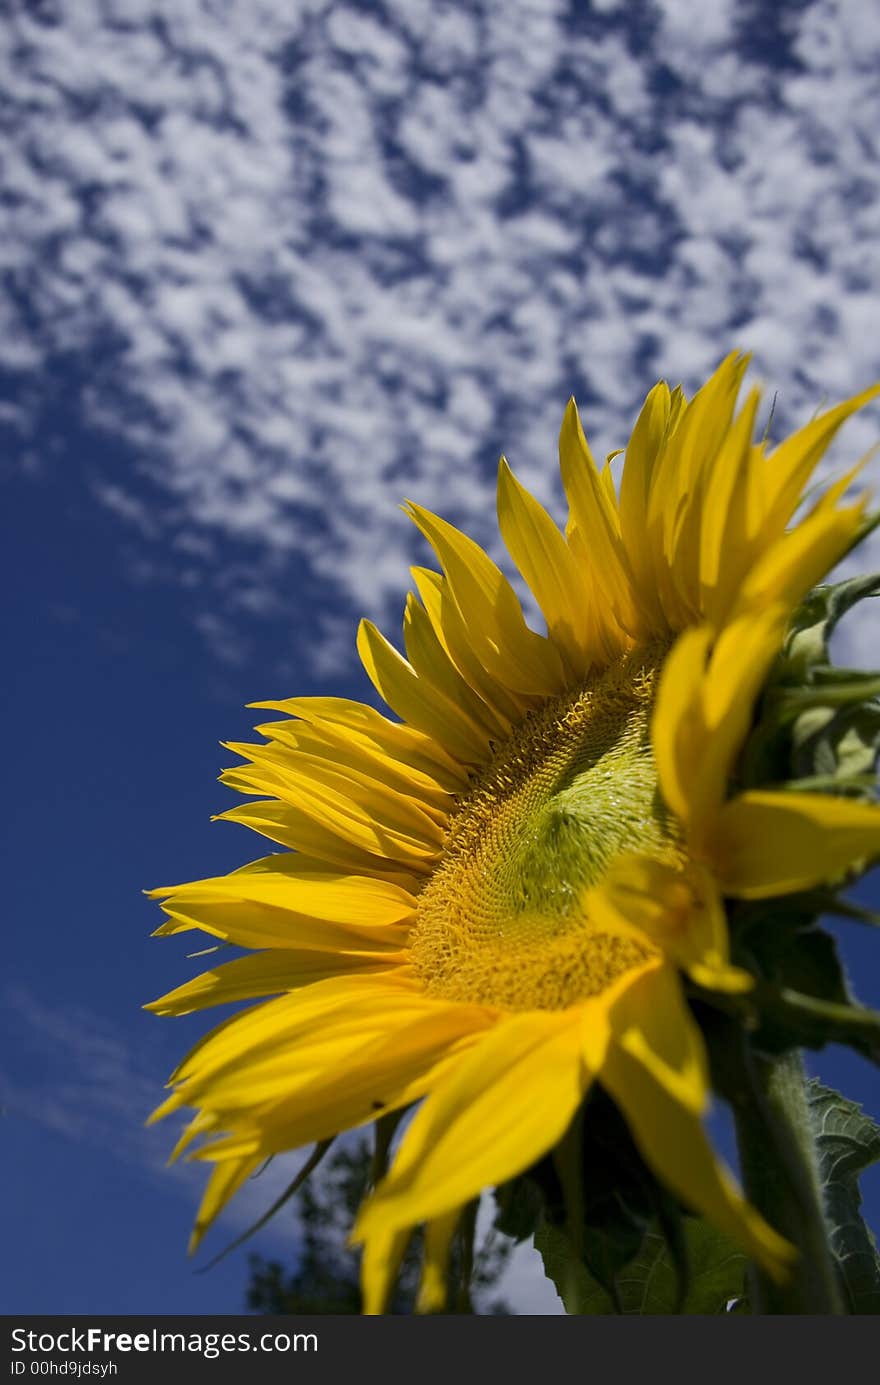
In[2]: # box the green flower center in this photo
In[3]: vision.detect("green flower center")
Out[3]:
[410,645,676,1010]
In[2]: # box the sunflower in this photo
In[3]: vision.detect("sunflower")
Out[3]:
[148,353,880,1313]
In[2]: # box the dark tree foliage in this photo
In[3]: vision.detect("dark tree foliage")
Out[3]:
[246,1139,512,1314]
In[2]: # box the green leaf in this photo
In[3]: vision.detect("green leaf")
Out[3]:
[535,1217,748,1315]
[791,702,880,785]
[622,1220,749,1315]
[493,1175,544,1243]
[521,1086,668,1297]
[739,921,880,1062]
[534,1219,614,1314]
[741,573,880,796]
[753,926,853,1006]
[784,574,880,678]
[581,1199,649,1297]
[807,1080,880,1314]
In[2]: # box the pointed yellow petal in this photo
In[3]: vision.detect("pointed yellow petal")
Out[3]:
[166,1111,217,1163]
[653,609,789,836]
[497,456,595,674]
[559,398,641,637]
[210,1001,494,1154]
[403,592,508,739]
[586,855,752,995]
[152,894,411,955]
[252,695,467,790]
[146,947,406,1016]
[657,354,752,623]
[251,716,456,810]
[167,973,422,1094]
[181,992,449,1117]
[697,388,764,621]
[604,960,709,1113]
[358,618,491,764]
[189,1155,261,1254]
[651,624,715,826]
[731,500,869,621]
[404,502,566,696]
[599,965,794,1277]
[150,855,418,925]
[411,566,527,727]
[223,1002,496,1152]
[355,1009,588,1236]
[214,798,427,874]
[759,381,880,542]
[618,380,672,628]
[644,353,749,627]
[220,740,445,858]
[416,1207,462,1313]
[709,790,880,899]
[360,1224,411,1315]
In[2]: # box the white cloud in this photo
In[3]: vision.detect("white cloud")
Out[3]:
[1,0,879,670]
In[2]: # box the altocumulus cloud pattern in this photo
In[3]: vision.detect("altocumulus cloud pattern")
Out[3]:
[2,0,880,669]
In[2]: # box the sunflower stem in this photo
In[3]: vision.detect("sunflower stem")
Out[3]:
[732,1046,844,1314]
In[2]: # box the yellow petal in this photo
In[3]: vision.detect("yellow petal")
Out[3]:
[697,387,764,621]
[653,353,751,624]
[404,502,566,696]
[604,960,709,1115]
[586,855,753,995]
[559,398,641,638]
[709,790,880,899]
[150,855,418,924]
[496,456,595,675]
[162,973,422,1097]
[166,1110,218,1165]
[149,864,415,953]
[403,592,508,739]
[355,1009,588,1237]
[251,716,456,809]
[653,609,789,836]
[188,1155,261,1254]
[651,624,715,826]
[758,381,880,543]
[213,797,427,874]
[358,618,491,764]
[146,947,406,1016]
[151,903,409,953]
[411,566,528,727]
[568,536,633,666]
[599,965,794,1278]
[206,1002,493,1155]
[618,380,672,629]
[220,745,445,863]
[252,695,467,790]
[223,742,447,833]
[360,1224,411,1315]
[730,500,869,621]
[416,1206,463,1314]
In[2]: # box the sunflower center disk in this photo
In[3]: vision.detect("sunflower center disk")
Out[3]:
[410,646,677,1011]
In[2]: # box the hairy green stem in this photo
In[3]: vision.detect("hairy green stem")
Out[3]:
[732,1047,844,1314]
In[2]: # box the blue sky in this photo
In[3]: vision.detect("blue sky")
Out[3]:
[2,0,879,1315]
